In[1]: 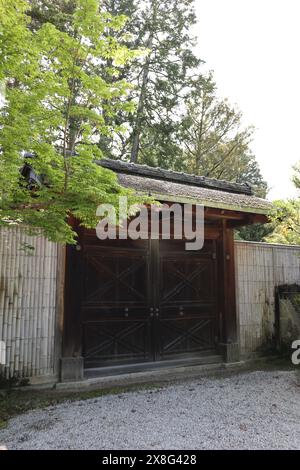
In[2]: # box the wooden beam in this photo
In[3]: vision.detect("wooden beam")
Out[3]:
[205,207,245,220]
[226,213,269,228]
[252,213,269,224]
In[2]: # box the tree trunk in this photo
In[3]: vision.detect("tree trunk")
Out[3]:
[130,2,157,163]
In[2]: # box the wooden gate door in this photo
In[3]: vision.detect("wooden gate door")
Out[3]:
[78,234,219,369]
[81,238,153,368]
[156,239,219,360]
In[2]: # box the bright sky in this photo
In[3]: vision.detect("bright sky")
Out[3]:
[195,0,300,201]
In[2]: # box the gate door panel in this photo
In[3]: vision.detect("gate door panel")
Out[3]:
[81,241,152,368]
[157,240,218,360]
[79,235,219,368]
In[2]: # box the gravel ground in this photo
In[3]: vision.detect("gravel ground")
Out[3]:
[0,370,300,450]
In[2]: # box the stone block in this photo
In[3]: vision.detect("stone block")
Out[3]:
[220,342,240,363]
[60,357,84,382]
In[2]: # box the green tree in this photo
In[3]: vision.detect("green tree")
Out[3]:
[266,166,300,245]
[28,0,76,32]
[0,0,142,243]
[89,0,200,164]
[128,0,201,165]
[27,1,202,165]
[180,74,267,188]
[257,163,300,245]
[0,0,31,80]
[266,200,300,245]
[20,1,271,243]
[236,223,274,243]
[178,74,271,242]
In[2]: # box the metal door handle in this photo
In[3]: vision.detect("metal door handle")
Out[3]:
[124,308,129,317]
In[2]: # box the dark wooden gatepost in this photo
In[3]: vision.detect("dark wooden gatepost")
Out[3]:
[205,209,269,363]
[218,220,239,362]
[60,222,85,382]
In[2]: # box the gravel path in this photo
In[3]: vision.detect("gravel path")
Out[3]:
[1,370,300,450]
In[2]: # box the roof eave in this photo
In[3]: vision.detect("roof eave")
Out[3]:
[133,190,271,216]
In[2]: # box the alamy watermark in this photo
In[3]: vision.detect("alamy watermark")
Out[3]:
[291,339,300,365]
[96,197,204,251]
[0,341,5,366]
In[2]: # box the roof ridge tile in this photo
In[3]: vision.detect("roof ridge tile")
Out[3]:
[98,158,253,196]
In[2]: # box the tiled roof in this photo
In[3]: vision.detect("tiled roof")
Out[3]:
[99,159,272,214]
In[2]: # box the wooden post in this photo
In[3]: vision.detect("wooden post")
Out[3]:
[54,244,66,379]
[62,244,83,354]
[219,220,240,362]
[61,239,84,382]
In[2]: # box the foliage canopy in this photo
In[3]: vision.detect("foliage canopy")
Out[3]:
[0,0,142,243]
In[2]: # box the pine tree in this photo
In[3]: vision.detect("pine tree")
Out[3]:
[180,74,267,187]
[179,74,271,242]
[97,0,201,164]
[28,0,76,32]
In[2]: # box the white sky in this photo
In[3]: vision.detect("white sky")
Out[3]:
[194,0,300,200]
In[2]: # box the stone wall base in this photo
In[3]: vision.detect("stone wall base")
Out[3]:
[219,342,240,363]
[60,357,84,382]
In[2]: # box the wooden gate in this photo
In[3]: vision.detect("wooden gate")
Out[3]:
[157,240,218,360]
[76,232,219,368]
[81,238,152,368]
